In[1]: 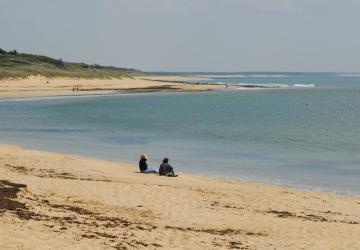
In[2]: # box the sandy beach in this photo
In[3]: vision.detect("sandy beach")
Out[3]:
[2,0,360,249]
[1,144,359,249]
[0,76,224,100]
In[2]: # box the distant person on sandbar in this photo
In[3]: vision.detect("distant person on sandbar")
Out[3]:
[159,158,177,177]
[139,154,157,174]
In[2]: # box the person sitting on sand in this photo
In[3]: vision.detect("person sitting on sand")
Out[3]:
[159,158,177,177]
[139,154,157,173]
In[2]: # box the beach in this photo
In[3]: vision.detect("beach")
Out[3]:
[2,0,360,248]
[0,76,224,100]
[1,75,360,250]
[1,144,360,250]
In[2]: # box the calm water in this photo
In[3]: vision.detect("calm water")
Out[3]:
[1,73,360,195]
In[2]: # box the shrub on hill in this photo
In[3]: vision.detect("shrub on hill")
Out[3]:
[0,49,144,79]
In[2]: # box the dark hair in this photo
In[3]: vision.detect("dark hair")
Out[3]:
[162,158,169,163]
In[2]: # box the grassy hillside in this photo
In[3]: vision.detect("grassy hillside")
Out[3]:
[0,49,144,79]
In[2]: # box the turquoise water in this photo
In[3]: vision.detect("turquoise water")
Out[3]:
[1,73,360,195]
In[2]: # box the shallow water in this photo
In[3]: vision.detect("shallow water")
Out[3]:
[1,74,360,195]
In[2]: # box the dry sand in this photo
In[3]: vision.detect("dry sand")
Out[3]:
[0,76,224,100]
[1,144,359,250]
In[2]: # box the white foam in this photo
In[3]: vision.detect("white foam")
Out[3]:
[249,74,289,78]
[236,83,290,88]
[193,74,246,78]
[294,84,316,88]
[338,73,360,77]
[194,74,303,78]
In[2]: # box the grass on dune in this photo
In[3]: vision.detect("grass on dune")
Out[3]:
[0,49,144,79]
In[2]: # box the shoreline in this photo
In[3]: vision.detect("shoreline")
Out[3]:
[1,140,359,197]
[0,75,226,100]
[0,75,287,101]
[1,143,360,249]
[0,93,358,197]
[1,143,358,199]
[0,88,212,103]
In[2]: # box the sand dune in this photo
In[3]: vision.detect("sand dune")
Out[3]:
[0,144,359,249]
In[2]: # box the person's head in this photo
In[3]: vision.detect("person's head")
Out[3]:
[162,158,169,163]
[140,154,148,161]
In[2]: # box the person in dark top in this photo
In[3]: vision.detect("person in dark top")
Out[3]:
[159,158,177,177]
[139,154,157,173]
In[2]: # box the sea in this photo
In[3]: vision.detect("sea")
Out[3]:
[1,72,360,195]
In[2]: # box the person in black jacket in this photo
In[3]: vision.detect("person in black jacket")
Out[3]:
[139,154,157,173]
[159,158,177,177]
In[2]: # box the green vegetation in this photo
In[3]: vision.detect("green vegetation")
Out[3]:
[0,49,144,79]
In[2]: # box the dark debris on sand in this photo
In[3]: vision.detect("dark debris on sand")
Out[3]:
[1,179,162,249]
[267,210,359,224]
[3,164,114,182]
[164,225,267,237]
[1,175,267,250]
[0,180,27,210]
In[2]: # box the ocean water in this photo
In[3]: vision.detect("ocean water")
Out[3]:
[1,73,360,195]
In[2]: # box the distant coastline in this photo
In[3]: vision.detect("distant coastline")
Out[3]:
[0,50,298,100]
[0,48,143,79]
[0,75,227,100]
[0,49,226,99]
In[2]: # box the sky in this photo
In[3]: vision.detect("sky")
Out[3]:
[1,0,359,72]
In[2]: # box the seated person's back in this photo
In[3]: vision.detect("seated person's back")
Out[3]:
[159,158,176,176]
[139,154,157,173]
[139,158,147,172]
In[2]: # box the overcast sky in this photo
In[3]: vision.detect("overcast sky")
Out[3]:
[1,0,359,72]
